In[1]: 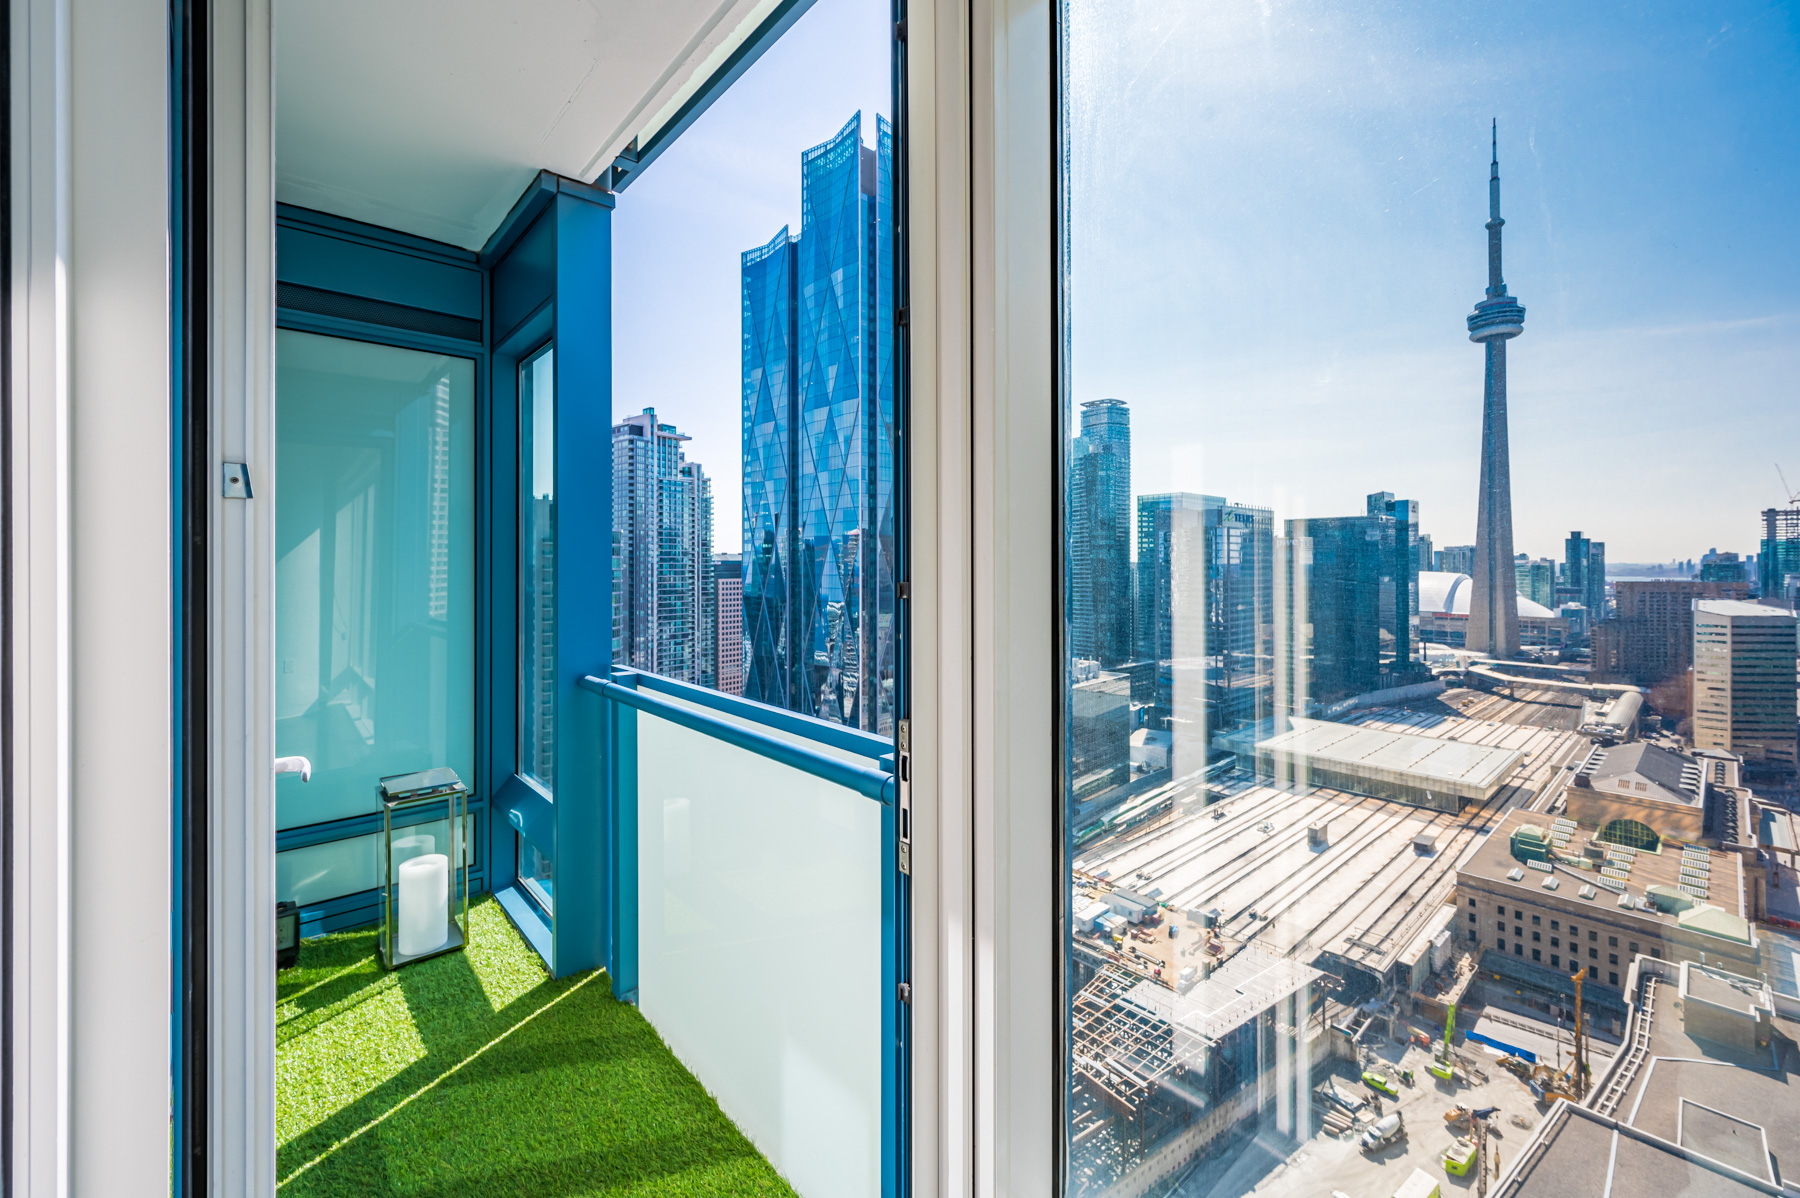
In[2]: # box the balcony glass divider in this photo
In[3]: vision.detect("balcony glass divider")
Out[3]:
[588,667,902,1198]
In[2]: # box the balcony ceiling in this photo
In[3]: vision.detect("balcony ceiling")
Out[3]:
[277,0,775,250]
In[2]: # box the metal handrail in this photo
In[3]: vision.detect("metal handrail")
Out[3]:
[580,674,894,803]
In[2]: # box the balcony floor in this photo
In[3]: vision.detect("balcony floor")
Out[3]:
[277,896,797,1197]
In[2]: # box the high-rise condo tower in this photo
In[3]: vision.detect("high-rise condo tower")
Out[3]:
[1465,122,1526,658]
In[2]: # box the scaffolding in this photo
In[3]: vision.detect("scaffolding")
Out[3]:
[1761,506,1800,601]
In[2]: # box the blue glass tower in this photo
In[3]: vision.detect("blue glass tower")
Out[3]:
[741,113,896,733]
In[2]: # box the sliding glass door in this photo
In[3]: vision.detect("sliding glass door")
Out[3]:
[274,329,476,918]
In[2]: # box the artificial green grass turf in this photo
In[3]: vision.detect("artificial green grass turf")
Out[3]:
[276,897,799,1198]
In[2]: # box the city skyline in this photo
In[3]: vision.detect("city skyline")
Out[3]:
[1065,0,1800,563]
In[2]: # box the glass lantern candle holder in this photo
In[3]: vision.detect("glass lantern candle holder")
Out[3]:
[377,767,470,969]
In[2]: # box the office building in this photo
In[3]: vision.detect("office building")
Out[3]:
[741,112,896,732]
[715,553,744,696]
[1698,547,1748,584]
[1564,530,1607,618]
[1465,125,1527,658]
[1590,579,1750,688]
[1071,659,1131,801]
[1279,499,1424,708]
[1514,554,1555,609]
[1760,507,1800,601]
[613,408,716,686]
[1069,398,1132,666]
[1367,491,1422,668]
[1439,544,1475,576]
[1135,493,1274,746]
[1692,599,1798,774]
[1458,810,1756,1002]
[1417,532,1434,574]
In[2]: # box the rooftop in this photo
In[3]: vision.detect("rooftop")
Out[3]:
[1079,706,1586,976]
[1256,716,1527,798]
[1694,599,1797,621]
[1459,810,1748,933]
[1576,741,1706,808]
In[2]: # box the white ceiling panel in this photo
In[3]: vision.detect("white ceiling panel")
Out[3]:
[277,0,773,249]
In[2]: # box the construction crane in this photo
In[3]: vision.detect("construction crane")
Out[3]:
[1429,1002,1457,1082]
[1778,464,1800,508]
[1573,968,1589,1100]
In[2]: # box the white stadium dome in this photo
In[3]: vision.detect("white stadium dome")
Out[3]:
[1418,570,1556,619]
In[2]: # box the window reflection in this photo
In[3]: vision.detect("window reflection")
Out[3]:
[520,345,557,791]
[274,330,475,831]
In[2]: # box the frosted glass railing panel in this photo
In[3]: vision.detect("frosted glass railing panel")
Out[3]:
[638,707,882,1198]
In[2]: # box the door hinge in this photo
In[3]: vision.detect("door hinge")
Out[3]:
[895,19,906,42]
[896,718,912,876]
[897,580,909,601]
[896,305,908,328]
[898,982,912,1005]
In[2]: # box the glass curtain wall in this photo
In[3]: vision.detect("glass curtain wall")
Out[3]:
[611,0,895,731]
[1057,4,1800,1195]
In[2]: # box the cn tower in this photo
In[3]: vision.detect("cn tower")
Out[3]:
[1465,121,1526,659]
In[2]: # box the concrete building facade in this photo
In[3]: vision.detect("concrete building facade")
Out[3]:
[1693,599,1798,774]
[1591,579,1751,688]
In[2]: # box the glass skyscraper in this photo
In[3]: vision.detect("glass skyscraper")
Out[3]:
[1069,398,1132,667]
[613,407,716,687]
[1134,493,1274,746]
[742,112,896,733]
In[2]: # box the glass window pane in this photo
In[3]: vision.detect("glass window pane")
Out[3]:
[612,0,896,731]
[636,699,882,1198]
[520,344,557,790]
[275,329,475,830]
[517,833,554,916]
[1059,4,1800,1194]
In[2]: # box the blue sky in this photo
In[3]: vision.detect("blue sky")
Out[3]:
[616,0,1800,564]
[612,0,891,554]
[1067,0,1800,564]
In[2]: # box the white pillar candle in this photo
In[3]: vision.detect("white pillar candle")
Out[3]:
[397,852,450,958]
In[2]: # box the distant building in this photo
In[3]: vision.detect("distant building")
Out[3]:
[1417,532,1434,574]
[1438,544,1476,577]
[1692,599,1797,774]
[613,407,715,686]
[1759,507,1800,601]
[1564,530,1607,617]
[1277,498,1425,710]
[1698,547,1748,584]
[1070,659,1131,801]
[1135,493,1274,744]
[1458,808,1756,1002]
[714,554,744,696]
[1513,555,1555,609]
[1590,579,1750,688]
[741,112,896,732]
[1069,399,1132,667]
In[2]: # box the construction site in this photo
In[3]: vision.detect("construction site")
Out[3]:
[1065,691,1601,1197]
